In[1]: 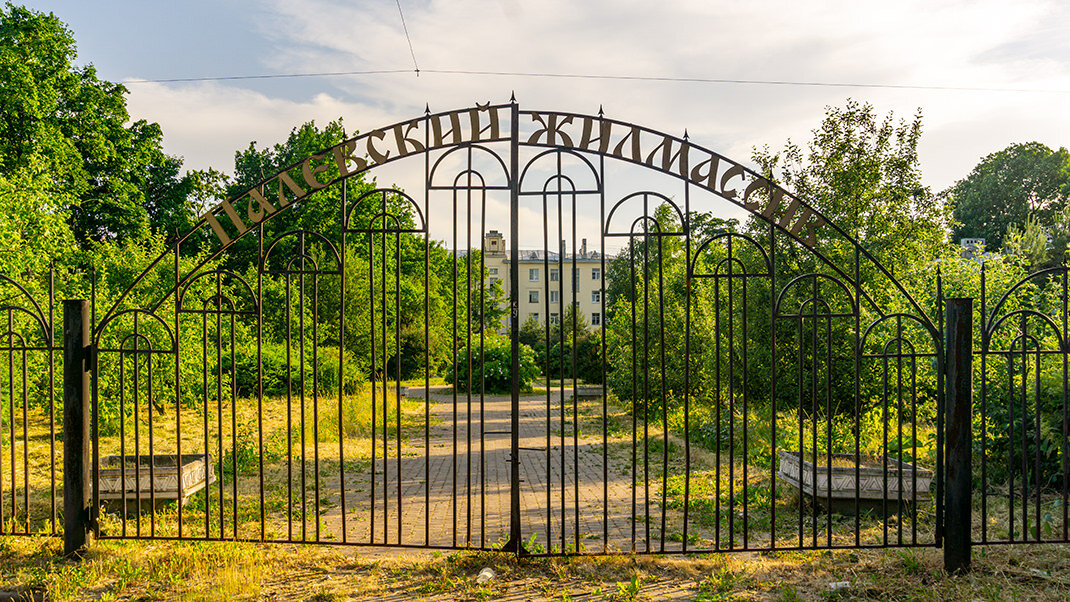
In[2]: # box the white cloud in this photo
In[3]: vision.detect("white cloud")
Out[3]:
[124,82,399,173]
[123,0,1070,197]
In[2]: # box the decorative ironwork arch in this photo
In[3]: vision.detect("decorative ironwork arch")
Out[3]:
[101,100,932,336]
[79,98,951,556]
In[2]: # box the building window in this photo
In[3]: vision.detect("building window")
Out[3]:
[550,268,559,282]
[532,312,539,322]
[574,268,580,280]
[592,312,601,326]
[489,267,498,276]
[550,313,560,325]
[592,290,601,303]
[529,268,539,281]
[489,277,499,287]
[592,267,601,280]
[529,290,539,303]
[550,290,559,304]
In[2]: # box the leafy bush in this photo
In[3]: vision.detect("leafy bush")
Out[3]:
[445,336,538,394]
[547,331,604,384]
[227,341,365,398]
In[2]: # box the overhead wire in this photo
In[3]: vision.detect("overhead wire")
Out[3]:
[126,69,413,84]
[123,68,1070,94]
[395,0,420,75]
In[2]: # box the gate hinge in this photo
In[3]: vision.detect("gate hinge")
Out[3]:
[83,344,94,371]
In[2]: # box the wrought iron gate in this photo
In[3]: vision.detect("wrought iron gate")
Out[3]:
[15,102,1070,566]
[59,101,945,555]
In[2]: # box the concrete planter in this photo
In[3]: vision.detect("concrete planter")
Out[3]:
[98,454,215,508]
[573,385,605,399]
[776,450,932,513]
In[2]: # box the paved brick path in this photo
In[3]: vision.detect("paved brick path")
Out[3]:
[319,386,688,553]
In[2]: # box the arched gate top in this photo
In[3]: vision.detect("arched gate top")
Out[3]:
[98,100,934,334]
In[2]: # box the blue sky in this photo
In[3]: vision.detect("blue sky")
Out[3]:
[23,0,1070,196]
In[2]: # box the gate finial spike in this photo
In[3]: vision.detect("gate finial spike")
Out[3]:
[598,104,604,117]
[683,129,690,140]
[425,103,431,115]
[510,91,517,103]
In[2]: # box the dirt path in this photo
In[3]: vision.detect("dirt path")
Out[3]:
[317,386,687,553]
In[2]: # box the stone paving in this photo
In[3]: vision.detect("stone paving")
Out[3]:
[318,386,688,553]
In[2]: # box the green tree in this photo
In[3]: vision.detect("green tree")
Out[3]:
[518,315,545,364]
[749,100,950,415]
[445,335,538,394]
[0,159,76,275]
[948,142,1070,250]
[0,3,176,245]
[146,158,228,250]
[605,101,952,420]
[752,98,948,270]
[1004,214,1050,268]
[546,305,604,384]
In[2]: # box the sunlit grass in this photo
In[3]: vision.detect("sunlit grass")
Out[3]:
[0,533,1068,601]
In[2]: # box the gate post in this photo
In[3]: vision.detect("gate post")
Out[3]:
[503,96,524,554]
[944,297,972,574]
[63,300,91,557]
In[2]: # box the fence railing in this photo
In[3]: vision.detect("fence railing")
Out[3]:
[0,262,1066,572]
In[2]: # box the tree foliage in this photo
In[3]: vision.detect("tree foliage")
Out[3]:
[605,100,953,421]
[948,142,1070,252]
[753,99,948,270]
[0,3,217,249]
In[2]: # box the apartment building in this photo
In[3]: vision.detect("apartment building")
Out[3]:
[482,230,605,330]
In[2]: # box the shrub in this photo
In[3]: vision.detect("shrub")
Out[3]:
[226,341,366,398]
[445,336,538,394]
[547,331,604,384]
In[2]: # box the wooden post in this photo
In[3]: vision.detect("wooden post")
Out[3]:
[944,297,973,574]
[63,300,91,557]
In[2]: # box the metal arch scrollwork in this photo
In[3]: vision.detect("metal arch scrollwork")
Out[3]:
[983,265,1069,350]
[690,232,771,278]
[177,269,259,317]
[95,309,176,354]
[345,188,427,234]
[518,148,601,195]
[428,144,510,191]
[261,230,342,277]
[0,275,52,347]
[604,191,686,239]
[517,147,602,554]
[774,273,856,320]
[93,307,176,540]
[975,265,1070,545]
[175,268,259,542]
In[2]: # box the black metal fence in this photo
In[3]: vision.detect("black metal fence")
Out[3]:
[0,106,1064,571]
[973,265,1070,546]
[0,271,59,537]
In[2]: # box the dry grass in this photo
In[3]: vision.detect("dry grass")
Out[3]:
[0,534,1068,600]
[1,385,428,540]
[2,392,1068,599]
